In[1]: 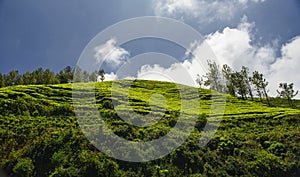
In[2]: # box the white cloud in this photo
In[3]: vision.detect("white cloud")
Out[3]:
[137,63,198,87]
[97,72,118,82]
[203,15,277,73]
[99,17,300,99]
[197,17,300,98]
[136,16,300,98]
[268,36,300,98]
[94,38,130,68]
[153,0,266,23]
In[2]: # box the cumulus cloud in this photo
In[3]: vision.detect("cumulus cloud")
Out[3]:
[153,0,266,23]
[94,38,130,68]
[97,17,300,99]
[204,15,276,72]
[97,72,118,82]
[137,63,198,87]
[135,16,300,98]
[192,16,300,98]
[268,36,300,97]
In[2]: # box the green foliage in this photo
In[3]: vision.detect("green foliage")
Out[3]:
[12,158,34,177]
[277,83,299,108]
[0,80,300,176]
[204,60,224,92]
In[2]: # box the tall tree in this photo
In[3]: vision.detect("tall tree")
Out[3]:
[7,70,19,86]
[98,69,105,82]
[0,73,5,87]
[195,74,204,88]
[204,60,223,92]
[43,69,58,84]
[250,71,263,101]
[33,68,44,84]
[250,71,270,105]
[64,66,73,82]
[82,71,90,82]
[231,71,248,100]
[277,83,299,107]
[89,71,98,82]
[22,72,35,85]
[73,66,83,83]
[241,66,253,100]
[222,64,236,96]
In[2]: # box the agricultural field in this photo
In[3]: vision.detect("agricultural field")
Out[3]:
[0,80,299,177]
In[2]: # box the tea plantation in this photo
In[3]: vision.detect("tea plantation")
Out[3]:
[0,80,299,176]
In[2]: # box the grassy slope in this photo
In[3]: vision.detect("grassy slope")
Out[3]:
[0,80,299,177]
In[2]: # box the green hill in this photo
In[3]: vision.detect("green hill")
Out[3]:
[0,80,299,177]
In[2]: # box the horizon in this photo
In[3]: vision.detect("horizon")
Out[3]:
[1,0,300,98]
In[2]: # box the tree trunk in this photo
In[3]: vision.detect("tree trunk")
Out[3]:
[263,87,270,106]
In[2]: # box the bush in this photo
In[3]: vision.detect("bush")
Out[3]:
[12,158,34,177]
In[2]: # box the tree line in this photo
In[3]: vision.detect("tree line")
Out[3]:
[196,60,298,107]
[0,66,106,87]
[0,63,298,107]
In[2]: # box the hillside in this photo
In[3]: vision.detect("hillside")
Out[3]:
[0,80,300,177]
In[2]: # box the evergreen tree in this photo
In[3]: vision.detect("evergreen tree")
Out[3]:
[98,69,105,82]
[7,70,19,86]
[204,60,223,92]
[231,71,248,99]
[82,71,90,82]
[222,64,236,96]
[73,66,83,83]
[43,69,58,84]
[0,73,5,87]
[33,68,44,84]
[250,71,263,101]
[195,74,204,88]
[250,71,270,105]
[277,83,298,107]
[89,71,98,82]
[241,66,253,100]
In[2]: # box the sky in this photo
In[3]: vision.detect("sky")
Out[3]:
[0,0,300,97]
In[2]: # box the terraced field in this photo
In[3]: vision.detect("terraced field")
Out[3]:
[0,80,299,176]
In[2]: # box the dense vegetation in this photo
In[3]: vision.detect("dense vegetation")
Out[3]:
[0,66,103,87]
[0,80,299,176]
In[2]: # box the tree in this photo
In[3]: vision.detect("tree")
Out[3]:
[22,72,35,85]
[43,69,58,84]
[57,66,73,83]
[82,71,90,82]
[250,71,270,105]
[89,71,98,82]
[204,60,223,92]
[222,64,236,96]
[98,69,105,82]
[231,71,248,99]
[250,71,261,101]
[5,70,19,86]
[64,66,73,82]
[0,73,5,87]
[73,66,83,83]
[195,74,204,88]
[32,68,44,84]
[241,66,253,100]
[277,83,298,107]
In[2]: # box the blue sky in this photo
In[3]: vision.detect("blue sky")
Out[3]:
[0,0,300,96]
